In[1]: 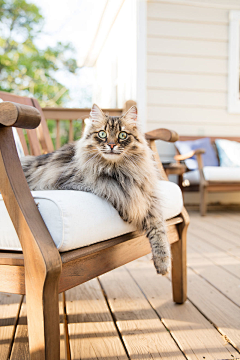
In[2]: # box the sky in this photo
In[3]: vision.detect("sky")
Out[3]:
[31,0,107,107]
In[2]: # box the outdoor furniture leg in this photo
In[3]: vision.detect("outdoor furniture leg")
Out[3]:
[200,185,207,216]
[171,207,189,304]
[26,276,60,360]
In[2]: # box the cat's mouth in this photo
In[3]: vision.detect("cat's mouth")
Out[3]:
[103,150,121,155]
[102,151,122,160]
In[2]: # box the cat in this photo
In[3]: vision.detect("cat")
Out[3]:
[21,104,171,275]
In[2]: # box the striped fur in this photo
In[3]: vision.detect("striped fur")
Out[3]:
[21,105,171,274]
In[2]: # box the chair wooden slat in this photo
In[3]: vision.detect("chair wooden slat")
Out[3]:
[26,129,42,156]
[31,98,54,153]
[16,129,29,155]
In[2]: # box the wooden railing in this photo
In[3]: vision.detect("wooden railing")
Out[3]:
[42,100,136,149]
[42,108,123,149]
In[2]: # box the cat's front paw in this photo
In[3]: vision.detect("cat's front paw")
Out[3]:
[152,255,171,275]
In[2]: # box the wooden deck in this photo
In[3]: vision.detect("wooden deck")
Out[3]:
[1,211,240,360]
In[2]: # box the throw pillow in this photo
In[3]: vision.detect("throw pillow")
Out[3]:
[175,138,219,170]
[215,139,240,167]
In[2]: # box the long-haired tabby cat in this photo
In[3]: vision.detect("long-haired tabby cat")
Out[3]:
[21,105,170,275]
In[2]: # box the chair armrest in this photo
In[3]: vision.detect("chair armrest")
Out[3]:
[174,149,205,161]
[145,128,179,142]
[0,127,61,292]
[0,101,41,129]
[174,148,208,186]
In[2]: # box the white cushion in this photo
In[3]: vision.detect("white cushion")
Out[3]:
[0,181,183,252]
[183,166,240,185]
[12,128,25,158]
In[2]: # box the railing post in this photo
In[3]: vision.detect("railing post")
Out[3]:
[69,120,73,142]
[56,120,60,149]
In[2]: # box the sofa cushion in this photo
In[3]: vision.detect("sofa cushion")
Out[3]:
[0,181,183,252]
[175,138,219,170]
[183,166,240,185]
[215,139,240,167]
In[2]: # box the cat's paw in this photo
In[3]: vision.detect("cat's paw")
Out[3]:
[152,255,171,276]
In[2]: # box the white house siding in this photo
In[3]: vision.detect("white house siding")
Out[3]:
[93,0,137,108]
[146,0,240,136]
[146,0,240,204]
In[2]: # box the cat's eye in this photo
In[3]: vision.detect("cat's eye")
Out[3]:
[98,130,107,139]
[118,131,128,140]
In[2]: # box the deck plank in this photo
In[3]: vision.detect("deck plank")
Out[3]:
[65,278,128,360]
[191,213,240,246]
[0,292,22,360]
[187,266,240,351]
[187,243,240,307]
[99,267,185,360]
[203,213,240,237]
[187,232,240,279]
[188,221,240,259]
[126,256,239,360]
[10,297,28,360]
[10,295,66,359]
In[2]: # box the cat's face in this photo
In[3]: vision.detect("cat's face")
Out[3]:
[83,104,144,162]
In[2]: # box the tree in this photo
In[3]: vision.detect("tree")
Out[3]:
[0,0,78,106]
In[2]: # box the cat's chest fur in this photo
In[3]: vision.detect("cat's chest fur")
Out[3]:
[80,164,153,225]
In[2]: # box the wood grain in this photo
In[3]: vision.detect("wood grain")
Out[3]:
[42,107,123,120]
[99,267,185,359]
[0,102,41,129]
[187,266,240,350]
[10,295,66,360]
[187,244,240,306]
[65,279,128,359]
[126,256,239,360]
[145,128,179,142]
[188,228,240,279]
[0,293,22,360]
[31,98,54,153]
[59,235,152,293]
[0,221,181,295]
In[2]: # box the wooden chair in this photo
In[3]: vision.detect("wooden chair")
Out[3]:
[0,93,189,360]
[174,135,240,216]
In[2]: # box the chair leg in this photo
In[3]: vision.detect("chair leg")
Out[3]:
[200,186,207,216]
[26,279,60,360]
[171,207,189,304]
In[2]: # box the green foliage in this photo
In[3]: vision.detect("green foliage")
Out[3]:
[0,0,78,106]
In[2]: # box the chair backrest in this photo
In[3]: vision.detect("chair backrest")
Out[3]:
[178,135,240,143]
[0,91,54,156]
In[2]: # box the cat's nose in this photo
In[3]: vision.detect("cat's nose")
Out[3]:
[109,143,115,150]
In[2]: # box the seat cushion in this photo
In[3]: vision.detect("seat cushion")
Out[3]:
[175,138,219,170]
[0,181,183,252]
[12,128,25,158]
[183,166,240,185]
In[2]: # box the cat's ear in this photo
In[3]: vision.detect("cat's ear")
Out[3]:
[90,104,105,123]
[123,106,137,126]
